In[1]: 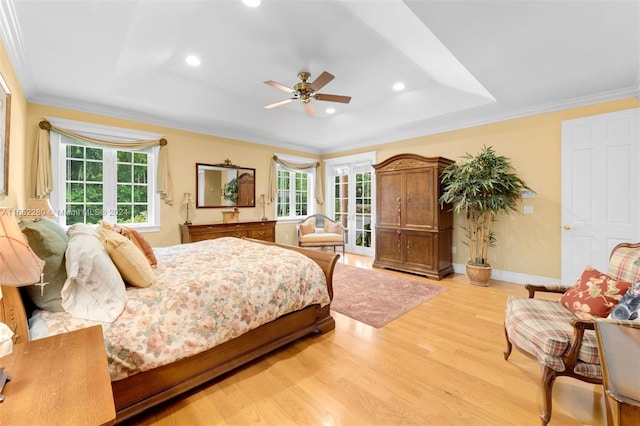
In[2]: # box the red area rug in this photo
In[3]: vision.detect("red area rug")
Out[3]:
[330,263,446,328]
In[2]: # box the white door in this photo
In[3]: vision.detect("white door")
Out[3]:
[561,108,640,283]
[325,152,376,256]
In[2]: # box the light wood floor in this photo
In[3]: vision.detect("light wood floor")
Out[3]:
[128,253,605,426]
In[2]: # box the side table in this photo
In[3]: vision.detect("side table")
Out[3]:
[0,325,115,425]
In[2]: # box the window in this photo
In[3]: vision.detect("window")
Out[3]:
[275,161,315,220]
[50,121,161,230]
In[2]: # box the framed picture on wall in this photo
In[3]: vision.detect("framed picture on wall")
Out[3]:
[0,72,10,196]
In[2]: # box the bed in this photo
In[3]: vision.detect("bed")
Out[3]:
[0,221,338,423]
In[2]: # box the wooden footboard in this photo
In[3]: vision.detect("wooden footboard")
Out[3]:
[0,241,339,423]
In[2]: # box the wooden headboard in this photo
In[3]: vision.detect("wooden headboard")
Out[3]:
[0,285,29,345]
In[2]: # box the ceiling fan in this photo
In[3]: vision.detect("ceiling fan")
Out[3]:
[264,71,351,116]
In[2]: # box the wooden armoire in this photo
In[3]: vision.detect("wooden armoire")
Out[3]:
[372,154,454,280]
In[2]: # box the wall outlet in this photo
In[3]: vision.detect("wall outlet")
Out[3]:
[523,205,534,215]
[284,234,290,241]
[451,246,456,254]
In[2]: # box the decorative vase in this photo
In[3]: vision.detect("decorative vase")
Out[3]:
[222,210,240,223]
[465,263,492,286]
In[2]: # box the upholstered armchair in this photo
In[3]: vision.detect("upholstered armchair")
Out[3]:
[297,214,345,253]
[504,242,640,425]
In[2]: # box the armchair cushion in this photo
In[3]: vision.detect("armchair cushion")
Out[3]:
[559,266,632,319]
[505,296,600,375]
[299,232,343,244]
[299,219,315,236]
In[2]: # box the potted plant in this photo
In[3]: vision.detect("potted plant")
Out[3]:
[439,146,532,286]
[223,178,239,204]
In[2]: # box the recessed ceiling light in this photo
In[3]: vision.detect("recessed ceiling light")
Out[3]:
[185,55,201,67]
[325,108,336,115]
[242,0,261,7]
[393,82,405,91]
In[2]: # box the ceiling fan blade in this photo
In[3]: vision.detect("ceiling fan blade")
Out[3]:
[264,80,296,93]
[303,101,316,117]
[309,71,334,92]
[314,93,351,104]
[265,98,295,109]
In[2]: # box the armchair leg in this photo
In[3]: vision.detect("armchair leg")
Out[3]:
[540,365,557,426]
[503,325,513,360]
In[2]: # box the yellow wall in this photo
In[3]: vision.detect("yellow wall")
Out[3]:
[324,98,640,279]
[3,33,639,279]
[24,103,317,247]
[0,36,29,209]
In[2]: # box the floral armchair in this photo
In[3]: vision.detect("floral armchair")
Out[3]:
[503,242,640,425]
[297,214,345,253]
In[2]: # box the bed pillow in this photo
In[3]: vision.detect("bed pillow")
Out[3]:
[98,227,156,288]
[115,226,157,268]
[61,223,127,322]
[560,266,632,319]
[19,219,68,312]
[100,221,157,268]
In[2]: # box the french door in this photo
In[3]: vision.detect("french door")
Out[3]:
[325,152,376,256]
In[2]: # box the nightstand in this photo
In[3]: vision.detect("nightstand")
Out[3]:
[0,325,115,425]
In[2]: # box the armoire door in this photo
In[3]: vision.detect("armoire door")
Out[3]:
[377,171,402,227]
[404,168,436,229]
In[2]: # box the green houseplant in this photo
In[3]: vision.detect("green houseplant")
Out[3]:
[223,178,238,204]
[439,146,532,285]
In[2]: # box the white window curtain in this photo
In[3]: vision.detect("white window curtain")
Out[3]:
[268,155,323,204]
[34,120,174,205]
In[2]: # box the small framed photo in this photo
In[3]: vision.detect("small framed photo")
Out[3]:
[0,72,10,196]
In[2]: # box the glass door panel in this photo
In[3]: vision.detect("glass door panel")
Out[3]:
[328,160,374,256]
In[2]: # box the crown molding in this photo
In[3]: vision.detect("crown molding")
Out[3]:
[322,85,640,154]
[0,0,35,96]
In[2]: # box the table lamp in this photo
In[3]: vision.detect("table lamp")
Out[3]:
[182,193,195,225]
[0,208,46,397]
[19,198,55,221]
[259,194,268,221]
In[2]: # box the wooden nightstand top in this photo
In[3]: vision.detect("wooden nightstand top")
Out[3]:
[0,325,115,425]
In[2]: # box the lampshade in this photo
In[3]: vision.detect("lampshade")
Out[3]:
[181,192,194,206]
[20,198,55,220]
[0,208,45,286]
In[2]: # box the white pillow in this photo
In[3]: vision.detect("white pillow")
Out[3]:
[61,223,127,322]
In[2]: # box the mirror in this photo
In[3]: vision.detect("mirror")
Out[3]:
[196,161,255,208]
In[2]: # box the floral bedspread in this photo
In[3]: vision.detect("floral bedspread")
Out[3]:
[34,237,330,381]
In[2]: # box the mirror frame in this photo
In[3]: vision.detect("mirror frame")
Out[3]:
[195,160,256,208]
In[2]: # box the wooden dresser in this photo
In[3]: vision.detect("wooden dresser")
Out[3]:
[372,153,454,280]
[180,220,276,243]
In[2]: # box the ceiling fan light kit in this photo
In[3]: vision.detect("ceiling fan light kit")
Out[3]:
[264,71,351,116]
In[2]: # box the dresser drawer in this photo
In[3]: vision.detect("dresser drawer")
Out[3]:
[249,227,274,241]
[180,221,276,244]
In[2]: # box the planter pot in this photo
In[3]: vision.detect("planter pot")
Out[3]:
[222,211,240,223]
[465,263,492,286]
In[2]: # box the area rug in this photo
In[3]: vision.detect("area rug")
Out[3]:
[330,263,446,328]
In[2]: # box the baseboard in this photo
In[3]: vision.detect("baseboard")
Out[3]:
[451,263,561,286]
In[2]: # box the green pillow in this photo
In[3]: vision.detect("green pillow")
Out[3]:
[19,219,68,312]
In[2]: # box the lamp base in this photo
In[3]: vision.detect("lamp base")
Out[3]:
[261,216,268,221]
[184,220,192,225]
